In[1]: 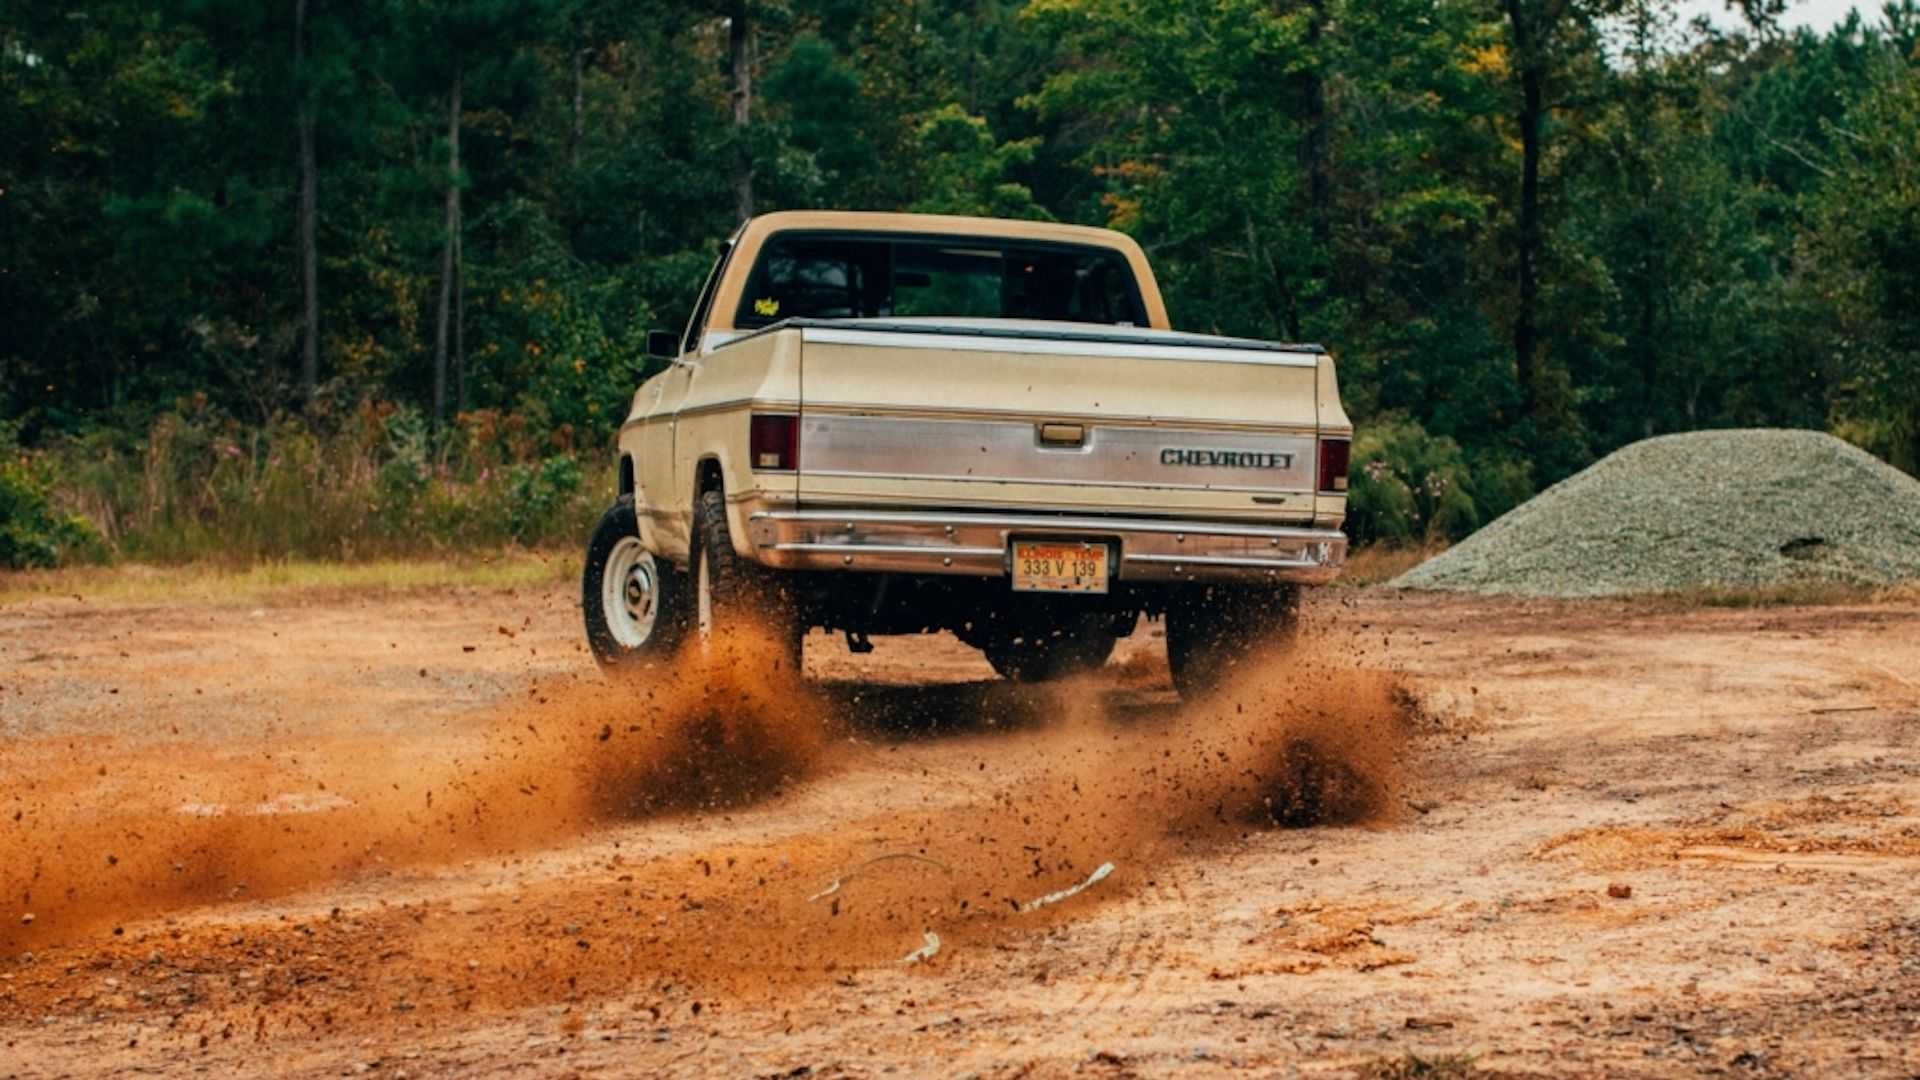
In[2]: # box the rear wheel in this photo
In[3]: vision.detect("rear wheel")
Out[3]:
[1165,584,1300,699]
[582,496,687,671]
[982,610,1117,683]
[692,488,804,674]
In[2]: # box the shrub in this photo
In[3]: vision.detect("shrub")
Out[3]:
[1346,415,1534,546]
[24,402,609,564]
[506,456,585,543]
[0,428,110,569]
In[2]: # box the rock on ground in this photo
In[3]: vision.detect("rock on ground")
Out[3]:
[1393,428,1920,598]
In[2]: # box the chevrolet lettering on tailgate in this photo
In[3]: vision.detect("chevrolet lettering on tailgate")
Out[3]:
[581,210,1353,699]
[1159,447,1299,470]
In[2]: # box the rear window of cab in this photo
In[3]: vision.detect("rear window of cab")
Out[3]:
[732,232,1144,330]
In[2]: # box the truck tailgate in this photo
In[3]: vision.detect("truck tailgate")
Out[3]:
[794,322,1323,521]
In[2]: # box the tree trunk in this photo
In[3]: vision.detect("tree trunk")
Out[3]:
[1636,249,1657,437]
[454,226,466,413]
[1300,0,1331,255]
[1628,6,1659,438]
[295,0,319,399]
[965,0,981,113]
[570,19,586,171]
[1902,405,1920,477]
[1505,0,1543,419]
[1246,212,1302,342]
[1634,150,1659,439]
[728,0,753,223]
[432,58,462,422]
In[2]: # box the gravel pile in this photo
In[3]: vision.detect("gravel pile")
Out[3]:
[1392,429,1920,598]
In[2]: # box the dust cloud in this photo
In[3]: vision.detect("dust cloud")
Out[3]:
[1,625,1412,1004]
[0,624,831,952]
[302,635,1418,1014]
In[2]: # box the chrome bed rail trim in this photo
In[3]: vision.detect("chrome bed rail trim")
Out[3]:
[799,326,1320,367]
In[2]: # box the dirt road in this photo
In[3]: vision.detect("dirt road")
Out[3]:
[2,581,1918,1078]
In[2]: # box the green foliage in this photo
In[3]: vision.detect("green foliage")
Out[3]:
[505,455,585,541]
[0,482,100,569]
[24,403,607,565]
[1026,0,1327,339]
[0,433,110,570]
[1800,42,1920,471]
[4,0,1919,567]
[1346,416,1533,546]
[908,105,1050,220]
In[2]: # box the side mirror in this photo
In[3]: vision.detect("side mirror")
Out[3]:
[645,329,680,362]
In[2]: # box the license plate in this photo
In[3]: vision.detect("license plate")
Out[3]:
[1011,540,1111,593]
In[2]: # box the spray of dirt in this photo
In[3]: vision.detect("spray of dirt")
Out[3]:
[0,623,832,953]
[0,625,1415,1039]
[291,636,1417,1018]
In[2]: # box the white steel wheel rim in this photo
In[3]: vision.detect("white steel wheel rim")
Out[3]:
[695,545,715,645]
[603,538,660,649]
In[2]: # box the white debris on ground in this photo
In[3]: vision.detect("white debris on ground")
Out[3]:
[901,931,941,964]
[1393,429,1920,598]
[1020,862,1115,913]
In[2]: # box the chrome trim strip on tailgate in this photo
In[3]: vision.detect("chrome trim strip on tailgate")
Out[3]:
[745,509,1346,585]
[800,415,1316,492]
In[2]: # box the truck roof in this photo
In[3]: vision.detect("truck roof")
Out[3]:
[733,210,1146,249]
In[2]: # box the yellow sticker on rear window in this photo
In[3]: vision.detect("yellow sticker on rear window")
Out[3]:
[754,297,780,317]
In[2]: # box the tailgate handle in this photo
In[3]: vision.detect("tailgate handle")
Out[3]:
[1038,423,1086,448]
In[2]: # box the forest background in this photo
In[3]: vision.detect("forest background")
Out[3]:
[3,0,1917,567]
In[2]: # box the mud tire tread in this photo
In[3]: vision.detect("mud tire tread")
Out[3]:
[693,488,804,674]
[1165,584,1301,699]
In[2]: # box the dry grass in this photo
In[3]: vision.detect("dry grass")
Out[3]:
[1340,543,1446,586]
[24,406,610,567]
[0,552,578,607]
[1877,581,1920,604]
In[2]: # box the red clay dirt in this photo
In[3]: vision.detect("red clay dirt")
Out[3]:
[2,583,1918,1077]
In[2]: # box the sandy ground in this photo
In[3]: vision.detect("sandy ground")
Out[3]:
[2,580,1918,1078]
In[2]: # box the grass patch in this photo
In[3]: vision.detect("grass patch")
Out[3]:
[0,551,579,607]
[1340,543,1447,587]
[19,403,611,566]
[1877,581,1920,604]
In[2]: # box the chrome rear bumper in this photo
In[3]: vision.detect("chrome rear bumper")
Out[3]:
[744,509,1346,585]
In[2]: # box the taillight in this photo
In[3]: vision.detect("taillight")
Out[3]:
[1317,436,1351,493]
[750,414,799,471]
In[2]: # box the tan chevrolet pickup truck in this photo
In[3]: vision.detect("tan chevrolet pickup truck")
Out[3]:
[581,211,1351,696]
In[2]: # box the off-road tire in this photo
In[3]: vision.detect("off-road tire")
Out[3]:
[582,496,688,672]
[982,611,1118,683]
[1164,584,1300,699]
[692,488,804,675]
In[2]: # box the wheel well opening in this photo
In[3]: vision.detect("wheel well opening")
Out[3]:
[618,456,635,498]
[695,458,724,497]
